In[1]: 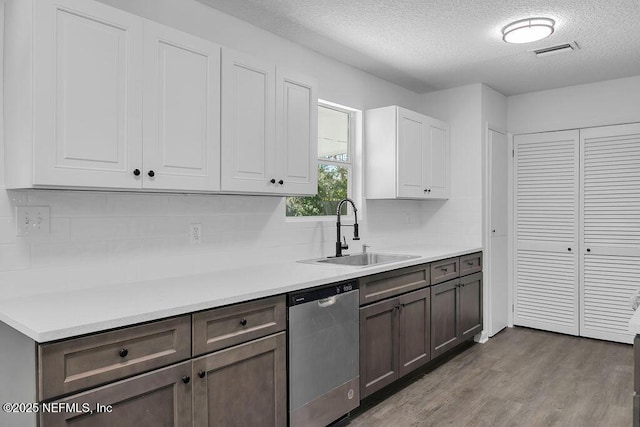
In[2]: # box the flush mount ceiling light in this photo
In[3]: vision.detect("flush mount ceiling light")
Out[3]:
[502,18,555,44]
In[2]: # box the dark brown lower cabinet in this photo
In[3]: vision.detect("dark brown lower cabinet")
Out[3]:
[192,332,287,427]
[360,288,430,398]
[431,272,483,359]
[398,288,431,377]
[459,272,483,340]
[41,361,193,427]
[431,279,461,358]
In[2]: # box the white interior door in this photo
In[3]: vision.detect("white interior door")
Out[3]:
[488,129,508,336]
[514,130,580,336]
[580,123,640,344]
[142,21,220,191]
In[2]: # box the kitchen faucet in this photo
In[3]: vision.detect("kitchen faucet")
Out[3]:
[335,198,359,257]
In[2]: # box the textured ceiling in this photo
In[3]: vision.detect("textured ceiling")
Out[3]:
[196,0,640,95]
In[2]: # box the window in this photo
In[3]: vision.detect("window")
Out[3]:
[286,102,354,217]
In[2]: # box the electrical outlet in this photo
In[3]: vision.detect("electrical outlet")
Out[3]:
[189,223,202,244]
[16,206,50,237]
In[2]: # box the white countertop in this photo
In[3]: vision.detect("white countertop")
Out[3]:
[0,245,482,343]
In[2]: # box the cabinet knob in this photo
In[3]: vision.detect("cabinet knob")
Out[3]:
[198,370,206,379]
[568,247,572,252]
[148,170,155,178]
[586,248,591,252]
[270,179,276,184]
[278,180,284,185]
[182,376,190,384]
[119,348,128,358]
[239,318,247,327]
[133,169,141,177]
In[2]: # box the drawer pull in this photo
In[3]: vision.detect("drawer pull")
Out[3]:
[182,375,190,384]
[239,319,248,327]
[198,370,206,379]
[119,348,128,358]
[466,261,474,266]
[441,267,448,272]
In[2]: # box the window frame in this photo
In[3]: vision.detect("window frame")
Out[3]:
[285,100,358,222]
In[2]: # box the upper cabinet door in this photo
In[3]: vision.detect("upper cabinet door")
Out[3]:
[397,108,427,198]
[424,117,450,199]
[142,21,221,191]
[275,69,318,196]
[221,48,276,193]
[33,0,143,188]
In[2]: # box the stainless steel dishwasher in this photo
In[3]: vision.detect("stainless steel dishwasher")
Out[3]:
[288,281,360,427]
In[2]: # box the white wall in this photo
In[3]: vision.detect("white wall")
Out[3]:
[417,84,484,246]
[508,75,640,134]
[0,0,427,300]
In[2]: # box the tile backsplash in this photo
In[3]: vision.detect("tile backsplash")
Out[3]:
[0,188,443,299]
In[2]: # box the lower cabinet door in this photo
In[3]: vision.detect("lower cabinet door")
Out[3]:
[359,297,399,398]
[459,272,483,340]
[40,361,192,427]
[431,278,460,358]
[398,288,431,378]
[192,332,286,427]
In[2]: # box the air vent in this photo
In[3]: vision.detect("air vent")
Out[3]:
[531,41,580,57]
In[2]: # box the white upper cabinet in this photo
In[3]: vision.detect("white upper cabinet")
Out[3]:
[5,0,144,189]
[221,49,318,195]
[221,49,276,193]
[142,21,221,191]
[5,0,221,191]
[365,106,449,200]
[4,0,317,195]
[275,68,318,196]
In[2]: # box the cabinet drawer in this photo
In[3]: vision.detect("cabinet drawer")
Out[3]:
[192,295,286,356]
[460,252,482,276]
[430,257,460,285]
[39,315,191,401]
[359,264,430,305]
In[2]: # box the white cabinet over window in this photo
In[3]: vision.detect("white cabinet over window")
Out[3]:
[365,106,449,200]
[221,48,317,196]
[5,0,222,192]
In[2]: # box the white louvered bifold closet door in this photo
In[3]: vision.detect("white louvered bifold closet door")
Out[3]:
[514,130,580,335]
[580,123,640,344]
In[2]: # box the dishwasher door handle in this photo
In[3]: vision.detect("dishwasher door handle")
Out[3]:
[318,296,337,307]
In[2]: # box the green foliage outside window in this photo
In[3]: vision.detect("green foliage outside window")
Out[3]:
[286,164,348,216]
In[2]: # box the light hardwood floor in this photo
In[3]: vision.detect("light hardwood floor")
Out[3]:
[338,327,633,427]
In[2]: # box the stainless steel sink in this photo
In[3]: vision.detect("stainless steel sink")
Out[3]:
[300,252,420,267]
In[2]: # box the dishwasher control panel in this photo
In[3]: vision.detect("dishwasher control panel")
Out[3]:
[288,280,358,306]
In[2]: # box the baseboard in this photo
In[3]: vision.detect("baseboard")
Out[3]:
[474,330,489,344]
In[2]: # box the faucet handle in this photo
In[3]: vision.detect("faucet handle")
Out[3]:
[341,236,349,250]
